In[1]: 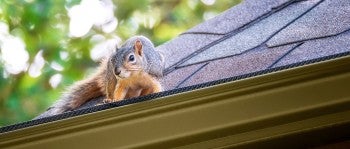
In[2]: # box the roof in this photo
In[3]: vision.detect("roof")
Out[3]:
[2,0,350,131]
[158,0,350,90]
[73,0,350,108]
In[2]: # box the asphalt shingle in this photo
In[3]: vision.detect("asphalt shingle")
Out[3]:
[176,44,296,88]
[180,0,321,67]
[185,0,291,34]
[159,63,207,90]
[267,0,350,47]
[271,30,350,67]
[156,34,222,68]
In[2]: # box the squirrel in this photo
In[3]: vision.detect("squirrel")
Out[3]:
[104,37,163,102]
[37,36,164,117]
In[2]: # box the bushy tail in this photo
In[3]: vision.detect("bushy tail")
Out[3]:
[34,71,105,119]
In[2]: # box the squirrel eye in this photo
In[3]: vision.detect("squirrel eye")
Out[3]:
[128,54,135,62]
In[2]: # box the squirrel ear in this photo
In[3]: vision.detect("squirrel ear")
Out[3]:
[134,39,143,56]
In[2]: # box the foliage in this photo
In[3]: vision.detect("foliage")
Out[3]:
[0,0,241,126]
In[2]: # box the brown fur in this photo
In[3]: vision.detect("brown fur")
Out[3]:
[42,36,164,116]
[105,70,162,102]
[54,59,108,113]
[104,39,162,102]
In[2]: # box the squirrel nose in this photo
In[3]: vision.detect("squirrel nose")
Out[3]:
[114,68,121,75]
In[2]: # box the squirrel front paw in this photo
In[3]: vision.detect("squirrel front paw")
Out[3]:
[97,98,113,106]
[103,98,115,103]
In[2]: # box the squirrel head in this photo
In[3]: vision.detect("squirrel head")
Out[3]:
[112,39,145,79]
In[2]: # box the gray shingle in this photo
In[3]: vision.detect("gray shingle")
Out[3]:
[185,0,291,34]
[156,34,222,68]
[180,0,321,67]
[178,44,296,88]
[159,63,207,90]
[271,30,350,68]
[267,0,350,47]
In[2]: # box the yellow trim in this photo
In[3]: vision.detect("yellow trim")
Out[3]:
[1,56,350,148]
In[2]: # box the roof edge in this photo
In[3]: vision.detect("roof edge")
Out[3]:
[1,54,350,148]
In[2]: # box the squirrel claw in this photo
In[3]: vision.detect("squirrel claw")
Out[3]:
[103,98,114,103]
[96,99,113,106]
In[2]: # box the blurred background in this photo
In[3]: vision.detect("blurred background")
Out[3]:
[0,0,241,126]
